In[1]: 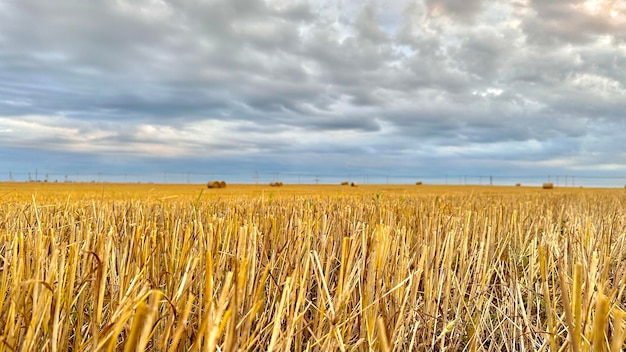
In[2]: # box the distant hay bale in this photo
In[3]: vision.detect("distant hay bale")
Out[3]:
[207,180,226,189]
[341,181,349,186]
[270,182,283,187]
[542,182,554,189]
[415,181,423,185]
[515,183,521,187]
[350,182,358,187]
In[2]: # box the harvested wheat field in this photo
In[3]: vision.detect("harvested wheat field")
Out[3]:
[1,182,625,351]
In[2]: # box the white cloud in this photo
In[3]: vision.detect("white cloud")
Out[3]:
[0,0,625,180]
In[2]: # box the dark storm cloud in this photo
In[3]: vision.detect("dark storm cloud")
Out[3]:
[452,27,514,80]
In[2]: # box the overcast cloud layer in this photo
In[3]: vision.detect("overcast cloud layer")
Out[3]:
[1,0,626,184]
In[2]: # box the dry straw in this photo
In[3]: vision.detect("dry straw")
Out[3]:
[3,184,626,351]
[207,180,226,188]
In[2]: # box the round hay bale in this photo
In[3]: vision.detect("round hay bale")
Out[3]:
[341,181,349,186]
[542,182,554,189]
[515,183,521,187]
[218,181,226,188]
[270,182,283,187]
[415,181,423,185]
[207,180,221,189]
[350,182,358,187]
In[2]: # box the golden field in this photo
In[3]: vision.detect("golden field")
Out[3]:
[0,182,625,351]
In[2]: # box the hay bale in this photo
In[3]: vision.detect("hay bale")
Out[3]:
[207,180,221,189]
[218,181,226,188]
[341,181,349,186]
[515,183,521,187]
[350,182,358,187]
[270,182,283,187]
[415,181,423,185]
[542,182,554,189]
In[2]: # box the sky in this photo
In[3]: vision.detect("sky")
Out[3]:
[1,0,626,185]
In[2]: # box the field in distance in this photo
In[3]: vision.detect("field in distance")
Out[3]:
[0,181,616,200]
[1,182,625,351]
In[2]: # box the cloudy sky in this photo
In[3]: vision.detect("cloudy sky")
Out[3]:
[1,0,626,184]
